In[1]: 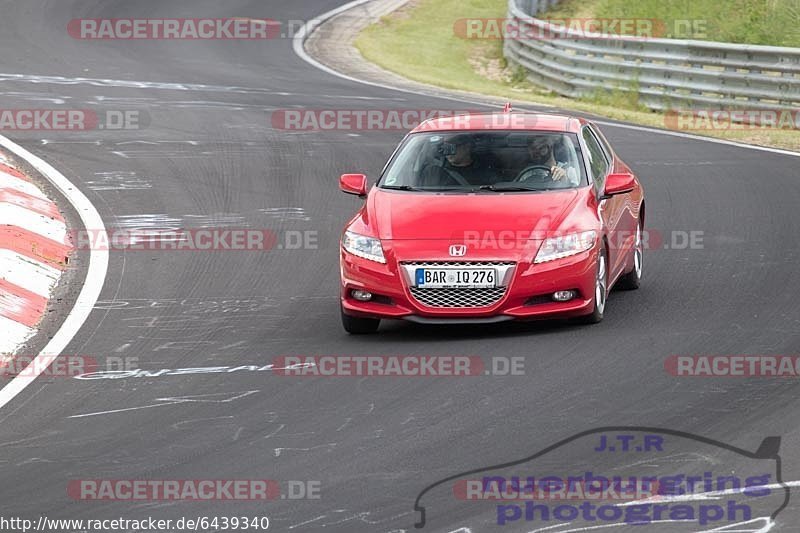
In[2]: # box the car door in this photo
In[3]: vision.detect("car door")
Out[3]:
[592,123,642,275]
[581,126,626,280]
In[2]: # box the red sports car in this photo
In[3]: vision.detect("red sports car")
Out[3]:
[338,111,644,333]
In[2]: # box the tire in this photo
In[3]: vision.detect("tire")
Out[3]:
[575,243,608,324]
[341,305,380,334]
[616,220,643,291]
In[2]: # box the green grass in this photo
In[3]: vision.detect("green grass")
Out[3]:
[355,0,800,151]
[544,0,800,47]
[357,0,512,94]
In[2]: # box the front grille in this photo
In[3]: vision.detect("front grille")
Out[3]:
[409,287,507,308]
[402,261,515,308]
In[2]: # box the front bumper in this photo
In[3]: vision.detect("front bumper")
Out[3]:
[340,243,598,322]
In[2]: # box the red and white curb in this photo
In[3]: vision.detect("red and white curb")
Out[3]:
[0,135,106,410]
[0,151,73,356]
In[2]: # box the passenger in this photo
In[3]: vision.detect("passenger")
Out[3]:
[422,134,496,187]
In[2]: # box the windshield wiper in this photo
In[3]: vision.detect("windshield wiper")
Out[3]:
[380,184,424,191]
[477,184,545,192]
[381,185,476,192]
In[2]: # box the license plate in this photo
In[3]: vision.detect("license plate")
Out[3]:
[414,268,497,288]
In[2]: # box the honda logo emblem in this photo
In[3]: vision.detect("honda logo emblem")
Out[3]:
[449,244,467,257]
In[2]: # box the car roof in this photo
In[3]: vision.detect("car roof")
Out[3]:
[410,112,586,134]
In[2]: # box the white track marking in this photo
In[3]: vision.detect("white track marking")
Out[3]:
[528,521,692,533]
[697,518,774,532]
[292,0,517,110]
[592,120,800,159]
[0,72,275,94]
[68,390,259,419]
[293,0,391,85]
[294,0,800,160]
[67,400,188,419]
[0,134,108,410]
[527,517,773,533]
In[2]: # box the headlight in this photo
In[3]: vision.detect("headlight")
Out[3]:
[534,230,596,263]
[342,231,386,263]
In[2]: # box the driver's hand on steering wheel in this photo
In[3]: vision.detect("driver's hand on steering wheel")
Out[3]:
[550,166,567,181]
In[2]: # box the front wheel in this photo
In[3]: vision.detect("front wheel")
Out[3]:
[341,305,380,334]
[575,244,607,324]
[616,221,643,290]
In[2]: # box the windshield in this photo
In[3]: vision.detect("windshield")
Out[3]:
[380,131,587,192]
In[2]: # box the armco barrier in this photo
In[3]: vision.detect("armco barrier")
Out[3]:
[504,0,800,112]
[0,152,72,355]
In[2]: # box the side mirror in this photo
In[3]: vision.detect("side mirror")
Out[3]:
[340,173,368,197]
[602,172,635,198]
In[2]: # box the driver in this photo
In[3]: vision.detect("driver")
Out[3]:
[422,134,496,187]
[525,136,579,186]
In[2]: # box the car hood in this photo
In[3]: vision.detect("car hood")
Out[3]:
[370,189,580,240]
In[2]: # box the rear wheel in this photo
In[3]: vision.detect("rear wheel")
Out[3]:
[616,220,643,290]
[576,244,607,324]
[341,305,380,334]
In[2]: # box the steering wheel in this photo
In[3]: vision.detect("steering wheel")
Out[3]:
[514,164,553,183]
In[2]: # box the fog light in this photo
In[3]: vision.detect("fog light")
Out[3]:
[351,289,373,302]
[552,290,576,302]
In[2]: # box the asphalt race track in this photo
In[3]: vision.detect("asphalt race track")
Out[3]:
[1,1,799,532]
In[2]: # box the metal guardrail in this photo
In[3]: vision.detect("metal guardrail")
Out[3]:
[505,0,800,112]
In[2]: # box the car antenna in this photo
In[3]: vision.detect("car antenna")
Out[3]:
[503,102,513,113]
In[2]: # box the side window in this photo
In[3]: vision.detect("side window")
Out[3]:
[589,125,614,162]
[581,127,609,188]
